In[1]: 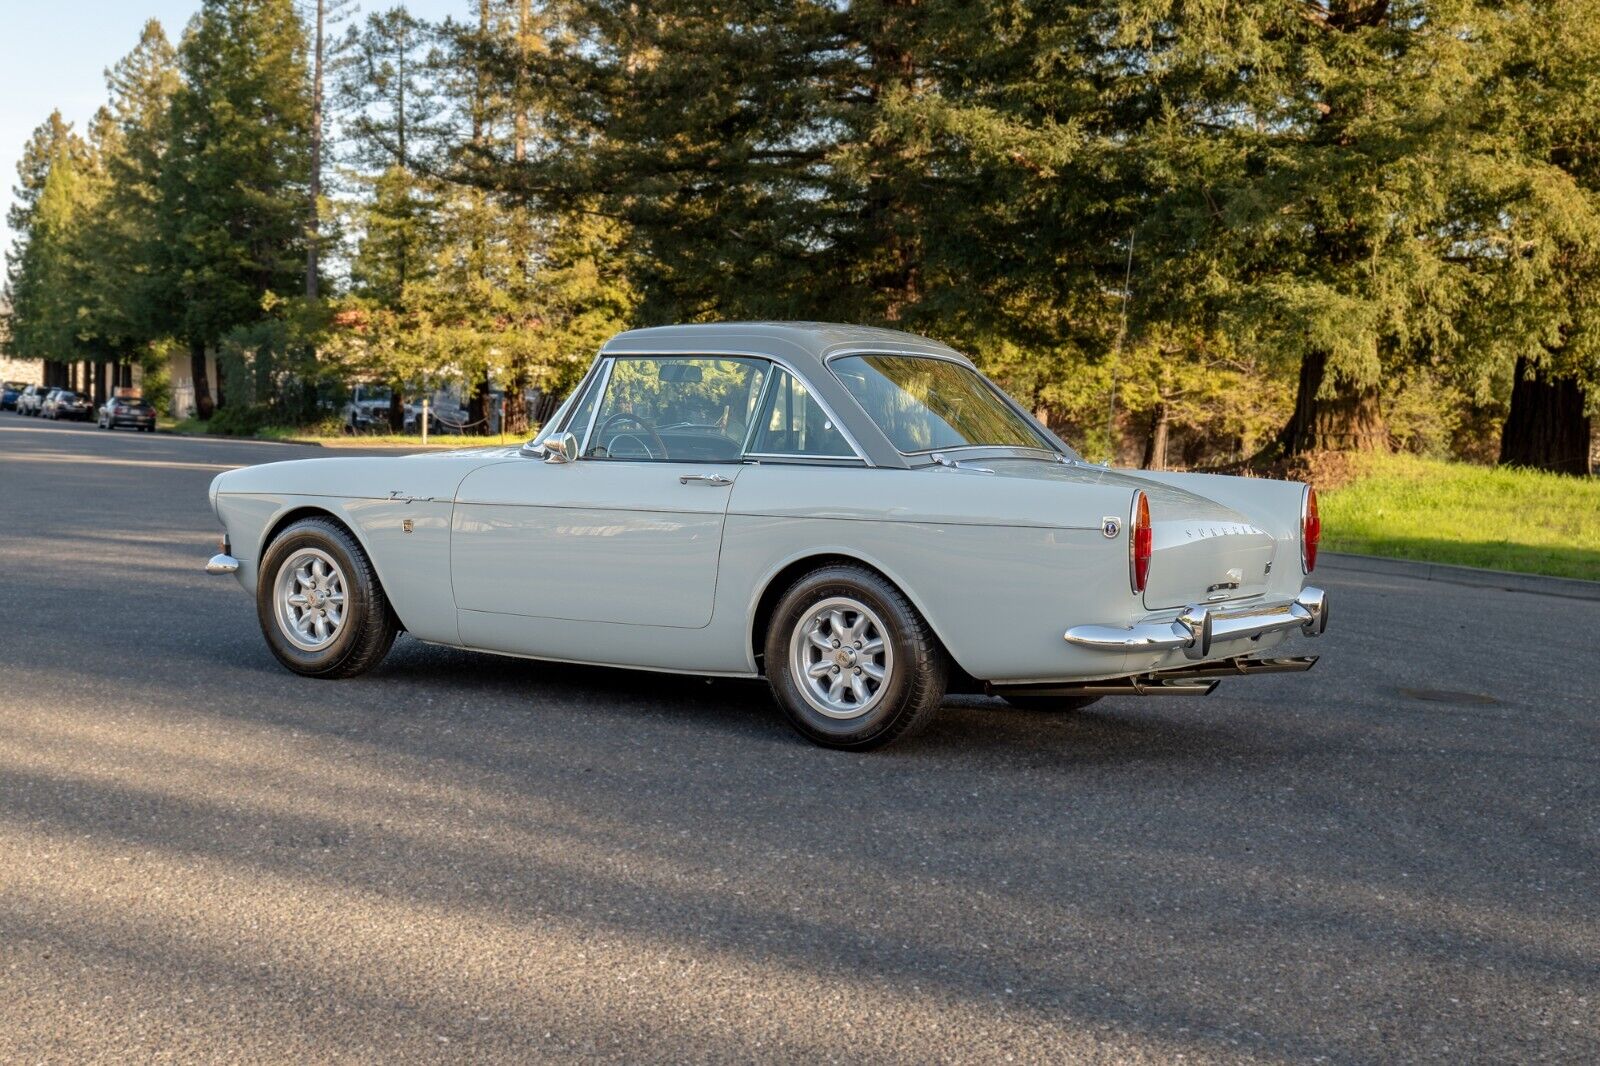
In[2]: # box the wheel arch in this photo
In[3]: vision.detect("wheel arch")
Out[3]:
[746,549,961,677]
[260,504,365,560]
[257,504,406,632]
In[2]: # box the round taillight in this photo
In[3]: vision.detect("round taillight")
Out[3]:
[1301,486,1321,573]
[1130,490,1152,593]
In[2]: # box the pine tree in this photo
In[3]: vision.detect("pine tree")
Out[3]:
[336,3,449,427]
[4,113,96,378]
[1488,0,1600,475]
[162,0,315,418]
[76,21,181,393]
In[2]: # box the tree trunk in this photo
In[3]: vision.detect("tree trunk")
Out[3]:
[1274,348,1387,456]
[389,388,406,434]
[504,372,530,436]
[190,340,214,420]
[1141,400,1169,469]
[468,370,491,435]
[1499,356,1593,475]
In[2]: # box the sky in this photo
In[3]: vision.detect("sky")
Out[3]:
[0,0,463,261]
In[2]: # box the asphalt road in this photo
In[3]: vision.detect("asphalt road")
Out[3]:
[1,414,1596,1064]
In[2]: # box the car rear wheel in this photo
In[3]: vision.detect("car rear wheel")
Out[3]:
[765,564,947,750]
[1000,694,1102,713]
[256,517,397,679]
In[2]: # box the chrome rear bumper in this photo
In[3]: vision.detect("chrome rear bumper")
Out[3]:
[1065,587,1327,661]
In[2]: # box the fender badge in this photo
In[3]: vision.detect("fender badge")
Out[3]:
[1101,516,1121,538]
[402,518,414,534]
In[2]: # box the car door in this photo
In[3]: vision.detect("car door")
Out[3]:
[450,354,771,629]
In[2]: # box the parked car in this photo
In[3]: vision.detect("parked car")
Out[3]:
[99,395,157,432]
[203,323,1327,750]
[42,389,94,421]
[2,381,30,411]
[15,385,52,416]
[340,384,426,434]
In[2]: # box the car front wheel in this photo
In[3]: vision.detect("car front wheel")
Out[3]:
[765,564,947,750]
[256,517,397,679]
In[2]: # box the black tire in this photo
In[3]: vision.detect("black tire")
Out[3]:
[1001,694,1102,713]
[256,517,397,679]
[764,564,947,750]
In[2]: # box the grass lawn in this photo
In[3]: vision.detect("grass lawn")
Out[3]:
[1318,453,1600,582]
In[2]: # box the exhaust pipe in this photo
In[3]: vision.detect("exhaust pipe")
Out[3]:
[988,655,1317,700]
[990,677,1219,698]
[1149,654,1318,680]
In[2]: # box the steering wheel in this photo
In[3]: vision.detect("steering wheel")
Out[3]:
[595,411,668,460]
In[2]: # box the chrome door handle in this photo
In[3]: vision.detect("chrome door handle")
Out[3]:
[679,473,733,486]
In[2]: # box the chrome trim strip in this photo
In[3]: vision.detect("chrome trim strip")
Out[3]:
[577,357,617,458]
[1300,483,1314,575]
[739,364,778,456]
[1065,586,1328,661]
[744,452,867,465]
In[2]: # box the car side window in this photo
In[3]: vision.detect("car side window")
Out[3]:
[748,368,856,458]
[583,356,768,463]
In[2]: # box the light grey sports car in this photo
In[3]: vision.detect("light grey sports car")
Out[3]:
[206,323,1327,749]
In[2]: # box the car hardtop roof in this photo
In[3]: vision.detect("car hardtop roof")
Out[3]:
[600,321,971,372]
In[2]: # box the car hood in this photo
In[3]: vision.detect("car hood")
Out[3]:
[211,446,525,502]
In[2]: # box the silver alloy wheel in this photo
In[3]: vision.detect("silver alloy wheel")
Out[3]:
[273,547,349,652]
[788,595,895,720]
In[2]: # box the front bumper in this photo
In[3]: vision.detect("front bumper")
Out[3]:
[1065,587,1327,661]
[206,534,240,576]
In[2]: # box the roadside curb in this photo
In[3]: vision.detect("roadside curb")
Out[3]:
[1322,551,1600,601]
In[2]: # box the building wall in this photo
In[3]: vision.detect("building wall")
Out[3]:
[1,354,43,386]
[167,349,219,419]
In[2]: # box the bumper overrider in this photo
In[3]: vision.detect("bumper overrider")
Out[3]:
[206,534,240,576]
[1065,587,1328,661]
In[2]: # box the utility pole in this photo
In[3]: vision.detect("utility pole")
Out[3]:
[306,0,327,302]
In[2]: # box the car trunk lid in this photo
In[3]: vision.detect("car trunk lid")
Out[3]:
[1141,508,1276,610]
[974,459,1278,609]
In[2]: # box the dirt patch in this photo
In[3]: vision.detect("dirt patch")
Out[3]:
[1193,449,1363,491]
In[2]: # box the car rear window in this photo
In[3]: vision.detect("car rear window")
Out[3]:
[830,354,1052,454]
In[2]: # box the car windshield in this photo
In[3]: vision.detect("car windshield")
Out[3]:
[829,354,1054,454]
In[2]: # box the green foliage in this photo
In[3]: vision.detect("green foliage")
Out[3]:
[79,21,181,361]
[4,113,96,365]
[161,0,314,349]
[205,402,276,436]
[1321,452,1600,580]
[1384,369,1466,459]
[7,0,1598,464]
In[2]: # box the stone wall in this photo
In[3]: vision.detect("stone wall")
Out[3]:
[1,354,43,386]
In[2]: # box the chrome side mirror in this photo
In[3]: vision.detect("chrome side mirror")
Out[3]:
[544,431,580,464]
